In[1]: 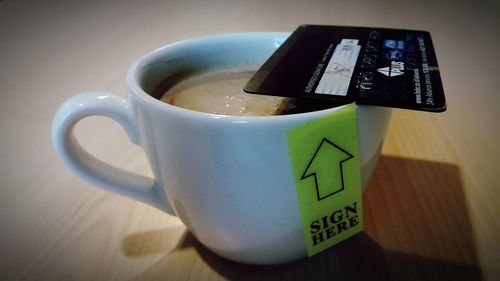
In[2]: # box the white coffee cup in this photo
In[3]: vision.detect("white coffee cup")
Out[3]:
[52,32,391,265]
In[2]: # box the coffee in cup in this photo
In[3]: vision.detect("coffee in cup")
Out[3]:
[155,66,346,116]
[52,32,392,265]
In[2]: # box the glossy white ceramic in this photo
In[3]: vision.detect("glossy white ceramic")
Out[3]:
[52,32,391,264]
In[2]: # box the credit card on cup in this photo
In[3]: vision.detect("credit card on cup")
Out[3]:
[244,25,446,112]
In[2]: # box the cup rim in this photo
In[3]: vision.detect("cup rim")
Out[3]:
[126,32,349,124]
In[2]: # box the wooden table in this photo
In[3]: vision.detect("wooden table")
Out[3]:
[1,0,499,280]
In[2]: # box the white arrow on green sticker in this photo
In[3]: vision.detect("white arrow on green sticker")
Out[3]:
[301,138,354,201]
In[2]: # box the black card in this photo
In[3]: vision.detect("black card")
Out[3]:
[244,25,446,112]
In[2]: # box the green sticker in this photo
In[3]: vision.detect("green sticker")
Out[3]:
[287,103,363,256]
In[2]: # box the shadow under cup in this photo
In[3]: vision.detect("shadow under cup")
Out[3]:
[129,32,392,264]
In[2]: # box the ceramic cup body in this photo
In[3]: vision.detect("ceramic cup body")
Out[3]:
[52,32,391,265]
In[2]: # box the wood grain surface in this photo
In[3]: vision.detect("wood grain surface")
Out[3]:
[1,0,499,280]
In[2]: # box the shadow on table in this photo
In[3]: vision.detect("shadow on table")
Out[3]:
[124,156,482,281]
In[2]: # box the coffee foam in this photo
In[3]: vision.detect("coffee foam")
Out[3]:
[160,68,291,116]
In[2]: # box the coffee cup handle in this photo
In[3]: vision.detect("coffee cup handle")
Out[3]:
[52,92,175,215]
